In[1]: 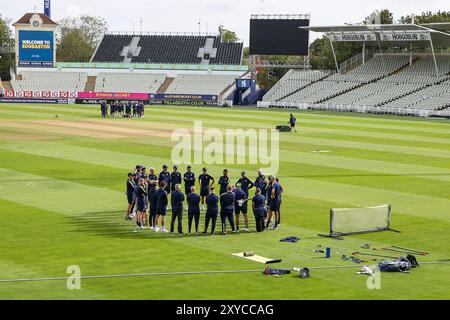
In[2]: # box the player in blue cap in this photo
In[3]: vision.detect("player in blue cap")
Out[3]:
[220,185,236,235]
[187,186,201,235]
[252,188,267,232]
[203,186,219,235]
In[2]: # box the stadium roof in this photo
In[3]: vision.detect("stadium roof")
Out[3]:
[301,24,450,48]
[13,13,57,26]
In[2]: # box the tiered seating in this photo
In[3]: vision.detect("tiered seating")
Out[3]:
[91,34,243,65]
[382,79,450,110]
[327,56,450,109]
[279,55,409,104]
[92,35,134,62]
[263,70,331,102]
[11,71,87,92]
[165,74,237,95]
[94,73,166,93]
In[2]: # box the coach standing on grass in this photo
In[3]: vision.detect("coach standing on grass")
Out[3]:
[170,165,182,192]
[170,184,185,234]
[236,171,254,200]
[199,167,214,210]
[252,188,267,232]
[233,184,249,232]
[203,187,219,235]
[126,173,136,220]
[159,165,171,195]
[187,186,201,235]
[218,169,230,195]
[148,168,159,229]
[220,185,236,235]
[155,181,169,233]
[183,165,195,196]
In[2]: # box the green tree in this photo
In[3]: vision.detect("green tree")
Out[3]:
[309,36,362,70]
[0,15,14,81]
[219,26,239,43]
[365,9,394,25]
[399,10,450,24]
[57,15,108,62]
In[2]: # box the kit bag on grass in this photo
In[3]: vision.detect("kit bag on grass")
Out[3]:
[378,257,412,272]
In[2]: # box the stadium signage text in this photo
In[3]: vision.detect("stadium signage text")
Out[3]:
[328,32,377,42]
[380,31,431,41]
[77,92,149,100]
[150,94,218,101]
[18,30,54,67]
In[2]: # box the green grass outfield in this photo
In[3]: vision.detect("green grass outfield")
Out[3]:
[0,103,449,300]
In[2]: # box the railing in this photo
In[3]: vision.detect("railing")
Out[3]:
[107,31,220,37]
[339,50,373,73]
[257,101,450,118]
[56,62,249,72]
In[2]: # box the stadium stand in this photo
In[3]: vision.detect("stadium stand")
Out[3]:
[263,70,331,102]
[165,74,237,95]
[95,72,166,93]
[263,54,450,111]
[11,71,87,92]
[91,34,243,65]
[278,55,410,104]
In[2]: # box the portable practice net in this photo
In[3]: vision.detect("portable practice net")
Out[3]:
[319,204,399,238]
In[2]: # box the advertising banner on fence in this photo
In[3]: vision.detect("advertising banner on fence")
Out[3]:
[149,94,218,101]
[18,30,54,67]
[0,97,68,104]
[4,91,77,98]
[77,92,149,100]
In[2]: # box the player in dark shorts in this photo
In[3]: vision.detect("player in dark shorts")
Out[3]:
[220,185,236,235]
[233,184,249,232]
[126,173,136,220]
[269,176,282,230]
[289,113,297,133]
[147,167,159,230]
[155,181,169,233]
[218,169,230,196]
[183,165,195,196]
[198,167,214,211]
[158,165,171,194]
[187,186,201,235]
[170,165,182,192]
[275,177,284,227]
[235,171,254,199]
[135,178,148,230]
[203,187,219,235]
[170,184,185,234]
[252,188,267,232]
[265,176,273,229]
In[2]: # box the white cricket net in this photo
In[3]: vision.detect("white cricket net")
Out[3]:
[330,204,391,236]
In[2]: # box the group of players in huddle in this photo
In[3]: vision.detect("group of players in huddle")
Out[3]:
[126,165,283,235]
[100,101,145,118]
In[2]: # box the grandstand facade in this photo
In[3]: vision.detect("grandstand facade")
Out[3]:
[259,23,450,116]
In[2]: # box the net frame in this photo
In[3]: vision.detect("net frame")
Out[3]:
[320,204,398,238]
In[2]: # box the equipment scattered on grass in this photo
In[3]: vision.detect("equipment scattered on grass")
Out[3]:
[280,236,300,243]
[263,268,291,276]
[360,244,371,249]
[292,267,311,278]
[319,204,399,238]
[356,266,375,276]
[381,247,427,256]
[325,247,331,258]
[390,246,429,255]
[342,255,365,264]
[312,249,325,253]
[243,252,254,257]
[353,251,399,259]
[275,125,291,132]
[379,258,412,273]
[232,252,282,264]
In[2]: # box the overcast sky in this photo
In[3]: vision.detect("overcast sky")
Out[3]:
[3,0,449,44]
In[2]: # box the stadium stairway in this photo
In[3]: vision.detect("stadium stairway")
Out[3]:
[157,77,174,94]
[84,76,97,92]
